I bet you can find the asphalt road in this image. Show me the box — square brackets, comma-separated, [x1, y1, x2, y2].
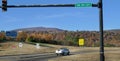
[0, 50, 99, 61]
[0, 48, 119, 61]
[0, 53, 58, 61]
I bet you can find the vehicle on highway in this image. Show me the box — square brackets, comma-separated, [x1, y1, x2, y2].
[55, 48, 70, 56]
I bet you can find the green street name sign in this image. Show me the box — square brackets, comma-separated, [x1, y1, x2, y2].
[75, 3, 92, 7]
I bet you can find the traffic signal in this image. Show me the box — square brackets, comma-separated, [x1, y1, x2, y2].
[2, 0, 7, 11]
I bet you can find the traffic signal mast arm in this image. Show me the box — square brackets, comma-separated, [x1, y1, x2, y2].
[0, 4, 98, 8]
[6, 4, 75, 8]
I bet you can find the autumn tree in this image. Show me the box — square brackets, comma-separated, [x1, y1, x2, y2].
[16, 31, 27, 42]
[0, 31, 6, 42]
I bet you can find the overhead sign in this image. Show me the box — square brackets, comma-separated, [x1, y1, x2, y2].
[6, 31, 17, 38]
[79, 39, 84, 46]
[75, 3, 92, 7]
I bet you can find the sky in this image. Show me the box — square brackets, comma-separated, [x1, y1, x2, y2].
[0, 0, 120, 31]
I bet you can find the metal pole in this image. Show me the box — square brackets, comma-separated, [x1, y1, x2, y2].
[0, 4, 98, 8]
[7, 4, 75, 8]
[98, 0, 105, 61]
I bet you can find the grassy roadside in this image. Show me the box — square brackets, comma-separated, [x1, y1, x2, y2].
[49, 47, 120, 61]
[0, 42, 81, 56]
[0, 42, 55, 56]
[49, 53, 120, 61]
[0, 41, 120, 61]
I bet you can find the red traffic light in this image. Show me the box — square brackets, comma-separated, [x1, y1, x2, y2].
[2, 0, 7, 12]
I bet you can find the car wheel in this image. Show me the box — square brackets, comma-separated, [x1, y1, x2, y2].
[56, 54, 59, 56]
[67, 52, 70, 55]
[62, 52, 65, 56]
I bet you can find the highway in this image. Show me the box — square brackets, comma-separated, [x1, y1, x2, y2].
[0, 49, 117, 61]
[0, 53, 58, 61]
[0, 50, 99, 61]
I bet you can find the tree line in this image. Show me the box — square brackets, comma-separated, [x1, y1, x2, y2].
[0, 30, 120, 47]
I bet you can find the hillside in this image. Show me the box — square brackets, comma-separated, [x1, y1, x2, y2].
[12, 27, 64, 32]
[1, 27, 120, 47]
[107, 29, 120, 33]
[11, 27, 120, 33]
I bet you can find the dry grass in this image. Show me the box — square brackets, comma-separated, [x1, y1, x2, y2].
[0, 42, 56, 56]
[49, 47, 120, 61]
[1, 42, 120, 61]
[0, 42, 81, 56]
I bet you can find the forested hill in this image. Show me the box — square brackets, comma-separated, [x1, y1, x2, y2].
[107, 29, 120, 33]
[1, 27, 120, 47]
[12, 27, 120, 33]
[12, 27, 64, 32]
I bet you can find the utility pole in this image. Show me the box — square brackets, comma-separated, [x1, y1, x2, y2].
[98, 0, 105, 61]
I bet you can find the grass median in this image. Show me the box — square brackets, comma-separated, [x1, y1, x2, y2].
[0, 42, 81, 56]
[49, 47, 120, 61]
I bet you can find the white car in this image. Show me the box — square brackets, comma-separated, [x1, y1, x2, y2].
[55, 48, 70, 56]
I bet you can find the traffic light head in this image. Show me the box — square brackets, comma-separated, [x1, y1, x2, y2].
[2, 0, 7, 12]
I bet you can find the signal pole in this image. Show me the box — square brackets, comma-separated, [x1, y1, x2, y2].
[98, 0, 105, 61]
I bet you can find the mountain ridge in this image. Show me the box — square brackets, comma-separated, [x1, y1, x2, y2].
[10, 27, 120, 33]
[11, 27, 65, 32]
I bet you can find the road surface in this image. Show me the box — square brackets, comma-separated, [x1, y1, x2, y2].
[0, 53, 58, 61]
[0, 50, 99, 61]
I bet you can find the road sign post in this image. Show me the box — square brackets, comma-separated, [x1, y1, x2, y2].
[19, 42, 23, 48]
[36, 43, 40, 49]
[79, 39, 84, 46]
